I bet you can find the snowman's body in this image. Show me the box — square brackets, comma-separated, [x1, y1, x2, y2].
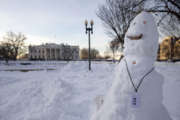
[91, 12, 172, 120]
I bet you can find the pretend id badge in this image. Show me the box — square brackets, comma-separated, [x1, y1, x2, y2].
[131, 92, 141, 108]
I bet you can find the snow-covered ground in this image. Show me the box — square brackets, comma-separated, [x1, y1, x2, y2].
[0, 61, 179, 120]
[155, 62, 180, 120]
[0, 61, 68, 72]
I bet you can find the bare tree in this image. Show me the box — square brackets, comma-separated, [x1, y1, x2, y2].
[0, 42, 14, 64]
[80, 48, 89, 60]
[148, 0, 180, 21]
[146, 0, 180, 38]
[91, 48, 100, 59]
[80, 48, 100, 60]
[157, 15, 180, 37]
[109, 39, 119, 62]
[97, 0, 180, 44]
[3, 31, 27, 60]
[145, 0, 180, 62]
[97, 0, 146, 49]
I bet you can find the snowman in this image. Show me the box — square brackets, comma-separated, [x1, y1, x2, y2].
[90, 12, 172, 120]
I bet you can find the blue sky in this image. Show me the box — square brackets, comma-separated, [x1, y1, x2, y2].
[0, 0, 109, 54]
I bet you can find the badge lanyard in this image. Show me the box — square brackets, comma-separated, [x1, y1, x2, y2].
[124, 59, 154, 93]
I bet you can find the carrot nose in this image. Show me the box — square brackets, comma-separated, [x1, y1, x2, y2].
[132, 61, 136, 64]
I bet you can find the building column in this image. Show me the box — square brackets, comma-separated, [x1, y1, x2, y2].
[55, 48, 57, 60]
[44, 48, 46, 60]
[50, 48, 52, 60]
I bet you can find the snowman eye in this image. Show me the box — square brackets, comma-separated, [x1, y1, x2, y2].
[143, 21, 147, 24]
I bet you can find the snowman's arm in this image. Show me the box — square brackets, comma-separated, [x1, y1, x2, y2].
[126, 33, 143, 40]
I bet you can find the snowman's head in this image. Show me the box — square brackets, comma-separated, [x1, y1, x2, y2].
[124, 12, 159, 61]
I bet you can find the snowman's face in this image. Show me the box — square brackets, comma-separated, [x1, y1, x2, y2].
[126, 20, 147, 41]
[124, 12, 158, 59]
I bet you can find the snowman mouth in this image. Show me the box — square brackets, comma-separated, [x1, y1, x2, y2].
[126, 34, 143, 40]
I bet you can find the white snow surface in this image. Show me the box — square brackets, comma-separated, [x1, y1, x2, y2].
[0, 61, 179, 120]
[0, 61, 114, 120]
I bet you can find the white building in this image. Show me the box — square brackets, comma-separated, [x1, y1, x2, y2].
[28, 43, 79, 60]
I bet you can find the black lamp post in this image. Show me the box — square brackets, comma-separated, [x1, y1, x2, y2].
[85, 20, 94, 71]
